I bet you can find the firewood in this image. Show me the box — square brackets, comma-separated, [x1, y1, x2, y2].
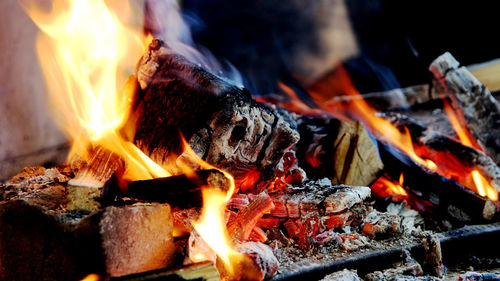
[430, 52, 500, 165]
[380, 113, 500, 222]
[0, 167, 176, 279]
[112, 169, 229, 208]
[295, 113, 383, 187]
[227, 192, 275, 243]
[67, 147, 121, 211]
[134, 39, 299, 183]
[469, 59, 500, 93]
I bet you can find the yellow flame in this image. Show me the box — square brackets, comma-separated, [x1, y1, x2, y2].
[24, 0, 170, 180]
[179, 136, 244, 273]
[443, 100, 498, 201]
[80, 274, 100, 281]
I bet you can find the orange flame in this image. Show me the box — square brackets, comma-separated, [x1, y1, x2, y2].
[179, 136, 245, 274]
[308, 66, 437, 171]
[24, 0, 170, 181]
[442, 100, 498, 201]
[371, 173, 408, 201]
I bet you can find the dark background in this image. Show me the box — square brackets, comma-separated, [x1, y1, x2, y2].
[183, 0, 500, 94]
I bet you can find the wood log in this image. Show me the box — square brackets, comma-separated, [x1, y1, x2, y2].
[108, 169, 229, 208]
[295, 115, 383, 186]
[469, 59, 500, 93]
[430, 52, 500, 165]
[0, 167, 175, 280]
[134, 39, 299, 183]
[378, 113, 500, 223]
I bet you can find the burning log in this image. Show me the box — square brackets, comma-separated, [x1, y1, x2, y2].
[0, 167, 176, 280]
[430, 52, 500, 165]
[134, 39, 299, 183]
[379, 113, 500, 222]
[110, 169, 230, 209]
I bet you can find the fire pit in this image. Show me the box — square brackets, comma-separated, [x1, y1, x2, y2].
[1, 1, 500, 281]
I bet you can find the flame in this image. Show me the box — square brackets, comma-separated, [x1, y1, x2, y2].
[80, 274, 100, 281]
[24, 0, 170, 181]
[443, 100, 498, 201]
[308, 66, 437, 171]
[179, 136, 245, 273]
[371, 173, 408, 201]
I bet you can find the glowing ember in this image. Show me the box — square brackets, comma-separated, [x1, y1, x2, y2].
[24, 0, 169, 181]
[371, 173, 408, 201]
[443, 99, 498, 201]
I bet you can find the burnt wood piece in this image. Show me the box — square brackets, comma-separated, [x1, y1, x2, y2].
[295, 115, 383, 186]
[421, 233, 445, 278]
[430, 52, 500, 164]
[135, 39, 299, 182]
[110, 169, 229, 208]
[227, 192, 275, 243]
[0, 167, 175, 280]
[379, 113, 500, 222]
[269, 223, 500, 281]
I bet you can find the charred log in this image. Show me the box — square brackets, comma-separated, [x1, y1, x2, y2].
[430, 52, 500, 165]
[107, 169, 229, 209]
[134, 39, 299, 183]
[378, 113, 500, 223]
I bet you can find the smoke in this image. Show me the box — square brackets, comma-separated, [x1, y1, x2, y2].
[144, 0, 243, 87]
